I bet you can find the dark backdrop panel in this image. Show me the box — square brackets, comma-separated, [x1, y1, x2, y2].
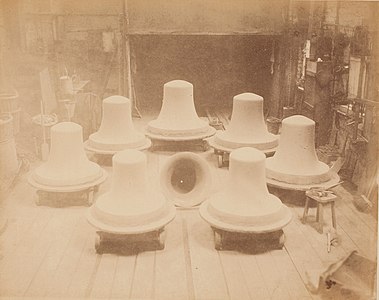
[131, 35, 274, 114]
[127, 0, 285, 34]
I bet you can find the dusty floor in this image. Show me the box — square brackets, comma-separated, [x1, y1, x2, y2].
[0, 145, 377, 299]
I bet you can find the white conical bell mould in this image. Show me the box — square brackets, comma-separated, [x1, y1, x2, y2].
[209, 93, 278, 153]
[87, 150, 176, 234]
[146, 80, 215, 140]
[29, 122, 107, 188]
[200, 147, 292, 233]
[85, 95, 150, 153]
[266, 115, 339, 187]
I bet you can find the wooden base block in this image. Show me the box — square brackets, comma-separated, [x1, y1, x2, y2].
[35, 185, 100, 207]
[94, 228, 166, 254]
[213, 148, 275, 168]
[211, 228, 285, 251]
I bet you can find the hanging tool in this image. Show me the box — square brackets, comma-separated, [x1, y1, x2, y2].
[40, 99, 49, 161]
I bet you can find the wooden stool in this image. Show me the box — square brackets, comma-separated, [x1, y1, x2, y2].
[303, 189, 337, 233]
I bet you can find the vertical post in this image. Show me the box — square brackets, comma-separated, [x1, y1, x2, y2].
[331, 1, 340, 99]
[268, 0, 291, 119]
[122, 0, 141, 117]
[118, 11, 126, 96]
[335, 1, 340, 34]
[281, 0, 293, 112]
[124, 0, 132, 100]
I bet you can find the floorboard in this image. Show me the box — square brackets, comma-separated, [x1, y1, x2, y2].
[219, 250, 252, 300]
[185, 210, 230, 300]
[255, 251, 293, 300]
[0, 203, 42, 262]
[335, 210, 376, 260]
[0, 206, 55, 296]
[238, 253, 271, 300]
[291, 205, 348, 264]
[90, 253, 118, 299]
[334, 185, 377, 233]
[282, 220, 326, 294]
[270, 248, 313, 299]
[129, 250, 156, 299]
[66, 234, 101, 298]
[24, 209, 81, 297]
[44, 215, 93, 298]
[154, 214, 190, 300]
[110, 253, 136, 299]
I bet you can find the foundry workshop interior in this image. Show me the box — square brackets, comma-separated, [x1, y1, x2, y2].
[0, 0, 378, 299]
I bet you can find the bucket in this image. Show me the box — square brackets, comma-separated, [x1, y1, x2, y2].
[32, 113, 58, 140]
[266, 116, 282, 135]
[0, 114, 14, 142]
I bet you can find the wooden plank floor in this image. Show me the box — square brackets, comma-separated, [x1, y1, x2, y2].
[0, 116, 377, 299]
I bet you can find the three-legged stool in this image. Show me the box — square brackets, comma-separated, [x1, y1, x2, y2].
[303, 189, 337, 234]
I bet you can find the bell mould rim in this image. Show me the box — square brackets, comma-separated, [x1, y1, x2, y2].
[86, 204, 176, 234]
[27, 168, 108, 192]
[199, 200, 292, 233]
[83, 138, 152, 155]
[145, 126, 216, 141]
[266, 171, 341, 191]
[207, 135, 277, 155]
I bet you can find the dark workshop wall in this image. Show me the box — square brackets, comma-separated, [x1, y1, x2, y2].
[127, 0, 285, 35]
[130, 35, 275, 113]
[127, 0, 285, 113]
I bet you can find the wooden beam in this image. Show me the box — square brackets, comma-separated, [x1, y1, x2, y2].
[126, 31, 282, 36]
[348, 97, 379, 106]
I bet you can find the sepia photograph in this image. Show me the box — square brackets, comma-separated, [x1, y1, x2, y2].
[0, 0, 378, 299]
